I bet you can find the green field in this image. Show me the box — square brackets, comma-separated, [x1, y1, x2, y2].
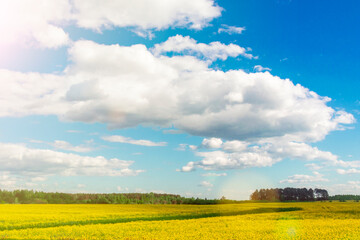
[0, 202, 360, 239]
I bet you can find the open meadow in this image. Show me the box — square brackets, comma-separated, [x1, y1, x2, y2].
[1, 202, 360, 239]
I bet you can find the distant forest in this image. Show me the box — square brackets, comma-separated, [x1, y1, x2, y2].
[1, 189, 358, 204]
[329, 195, 360, 202]
[250, 188, 329, 201]
[0, 189, 239, 204]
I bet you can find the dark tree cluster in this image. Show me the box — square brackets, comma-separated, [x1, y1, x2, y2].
[250, 188, 329, 201]
[0, 189, 241, 205]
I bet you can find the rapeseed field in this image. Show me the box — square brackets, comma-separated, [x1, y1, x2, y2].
[0, 202, 359, 239]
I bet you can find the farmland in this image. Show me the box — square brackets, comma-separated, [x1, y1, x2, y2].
[0, 202, 360, 239]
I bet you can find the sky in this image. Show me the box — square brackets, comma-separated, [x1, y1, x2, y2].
[0, 0, 359, 200]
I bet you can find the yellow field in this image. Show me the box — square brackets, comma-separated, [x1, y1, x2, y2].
[0, 202, 360, 239]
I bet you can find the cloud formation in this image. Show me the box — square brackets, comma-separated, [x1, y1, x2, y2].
[337, 168, 360, 174]
[201, 138, 223, 149]
[72, 0, 222, 31]
[179, 138, 340, 172]
[0, 0, 221, 48]
[253, 65, 271, 72]
[218, 24, 245, 35]
[0, 39, 355, 173]
[0, 0, 71, 48]
[153, 35, 255, 61]
[0, 143, 144, 177]
[280, 171, 328, 183]
[102, 135, 167, 147]
[31, 140, 94, 153]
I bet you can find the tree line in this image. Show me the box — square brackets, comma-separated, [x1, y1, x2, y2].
[329, 195, 360, 202]
[0, 189, 239, 204]
[250, 188, 329, 201]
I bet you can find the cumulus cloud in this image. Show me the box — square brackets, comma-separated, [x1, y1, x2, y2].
[280, 171, 328, 184]
[180, 150, 277, 172]
[0, 0, 221, 48]
[253, 65, 271, 72]
[1, 40, 352, 143]
[153, 35, 255, 61]
[102, 135, 167, 147]
[72, 0, 222, 31]
[260, 140, 339, 162]
[0, 143, 144, 177]
[222, 140, 248, 152]
[201, 138, 223, 149]
[179, 137, 340, 171]
[0, 39, 355, 173]
[218, 24, 245, 34]
[0, 0, 71, 48]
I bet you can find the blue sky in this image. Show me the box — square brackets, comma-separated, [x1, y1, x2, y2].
[0, 0, 359, 200]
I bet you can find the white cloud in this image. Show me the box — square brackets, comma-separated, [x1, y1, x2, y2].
[102, 135, 167, 147]
[253, 65, 271, 72]
[189, 145, 198, 150]
[180, 150, 277, 172]
[218, 24, 245, 34]
[280, 171, 328, 183]
[1, 40, 352, 144]
[201, 172, 227, 177]
[337, 168, 360, 175]
[328, 181, 360, 195]
[0, 142, 144, 177]
[0, 40, 355, 173]
[152, 35, 255, 61]
[0, 0, 71, 48]
[176, 143, 197, 151]
[261, 140, 338, 162]
[333, 110, 355, 125]
[180, 138, 339, 171]
[31, 139, 94, 153]
[201, 138, 223, 149]
[0, 0, 221, 48]
[177, 161, 195, 172]
[222, 140, 248, 152]
[50, 140, 94, 153]
[77, 184, 86, 188]
[305, 163, 323, 171]
[335, 160, 360, 168]
[199, 181, 213, 188]
[72, 0, 222, 31]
